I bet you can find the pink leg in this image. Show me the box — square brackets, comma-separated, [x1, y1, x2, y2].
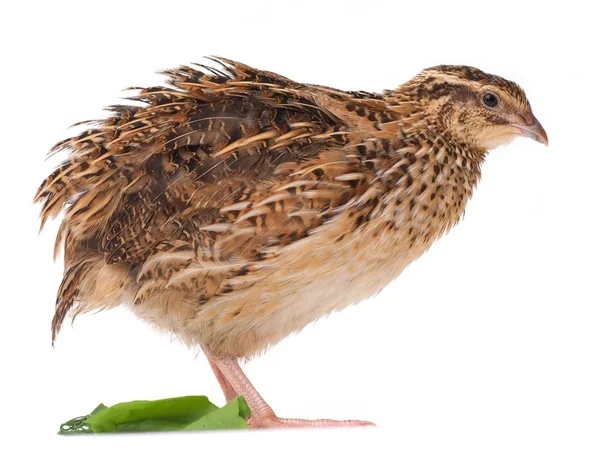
[204, 349, 238, 402]
[205, 351, 375, 429]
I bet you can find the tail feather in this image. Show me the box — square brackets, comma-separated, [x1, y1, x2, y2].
[51, 257, 93, 343]
[51, 255, 134, 343]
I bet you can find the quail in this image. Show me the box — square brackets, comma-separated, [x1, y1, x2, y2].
[36, 58, 547, 428]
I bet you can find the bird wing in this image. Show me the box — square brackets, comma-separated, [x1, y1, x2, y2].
[36, 58, 408, 337]
[36, 58, 391, 270]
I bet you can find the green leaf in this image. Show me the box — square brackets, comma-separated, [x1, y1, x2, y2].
[86, 396, 218, 433]
[58, 395, 250, 434]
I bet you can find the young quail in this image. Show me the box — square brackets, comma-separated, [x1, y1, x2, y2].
[36, 58, 547, 428]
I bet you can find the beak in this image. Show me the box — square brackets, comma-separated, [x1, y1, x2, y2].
[514, 113, 548, 147]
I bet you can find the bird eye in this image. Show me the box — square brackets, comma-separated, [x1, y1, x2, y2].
[482, 92, 499, 108]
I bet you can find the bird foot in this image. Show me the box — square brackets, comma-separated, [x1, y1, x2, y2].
[248, 414, 374, 429]
[203, 349, 375, 430]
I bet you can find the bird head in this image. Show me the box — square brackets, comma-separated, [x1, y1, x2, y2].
[399, 65, 548, 152]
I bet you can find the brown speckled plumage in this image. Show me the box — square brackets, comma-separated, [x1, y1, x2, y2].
[36, 58, 547, 363]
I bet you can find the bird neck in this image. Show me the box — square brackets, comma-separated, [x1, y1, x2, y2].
[385, 85, 488, 155]
[374, 131, 484, 249]
[376, 97, 486, 241]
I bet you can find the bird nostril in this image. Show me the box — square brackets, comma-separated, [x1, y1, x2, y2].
[519, 112, 536, 126]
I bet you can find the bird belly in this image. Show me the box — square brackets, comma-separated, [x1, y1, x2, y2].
[130, 216, 431, 359]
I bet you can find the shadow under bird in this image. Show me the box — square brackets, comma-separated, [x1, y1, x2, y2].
[36, 58, 547, 428]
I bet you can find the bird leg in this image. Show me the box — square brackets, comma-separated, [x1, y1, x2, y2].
[203, 350, 374, 429]
[205, 352, 238, 402]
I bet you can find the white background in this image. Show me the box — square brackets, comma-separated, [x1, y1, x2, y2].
[1, 1, 598, 450]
